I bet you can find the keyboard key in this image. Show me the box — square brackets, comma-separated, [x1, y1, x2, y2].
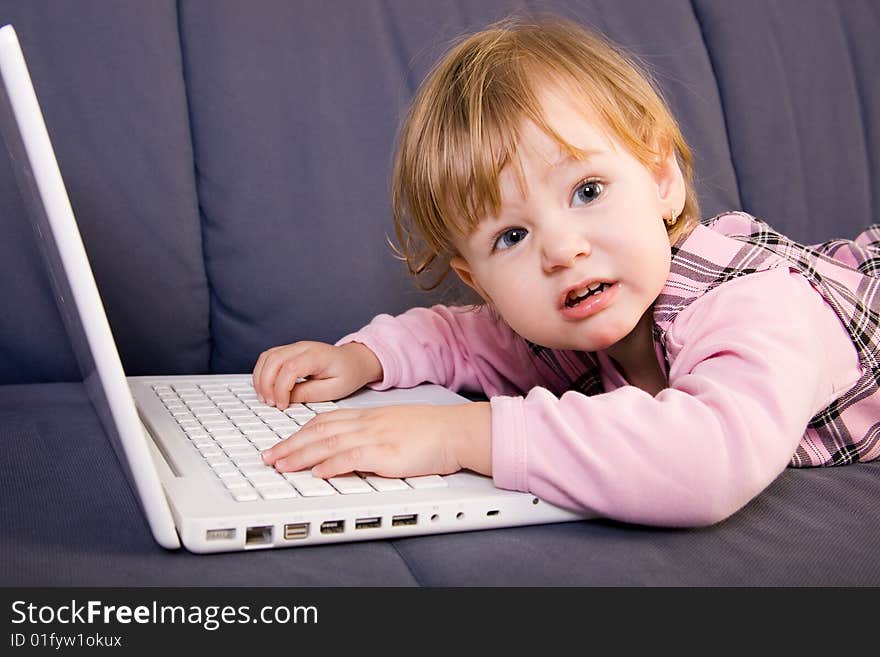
[282, 470, 315, 481]
[214, 433, 250, 447]
[266, 421, 299, 434]
[225, 445, 260, 457]
[291, 476, 337, 497]
[193, 412, 223, 422]
[194, 439, 219, 452]
[192, 438, 217, 450]
[218, 402, 248, 412]
[202, 418, 235, 428]
[197, 444, 222, 457]
[230, 487, 259, 502]
[328, 474, 373, 494]
[207, 429, 241, 439]
[240, 426, 273, 436]
[235, 419, 265, 428]
[305, 402, 340, 413]
[239, 462, 277, 476]
[221, 473, 249, 488]
[221, 445, 254, 456]
[363, 475, 410, 492]
[256, 409, 288, 421]
[212, 463, 239, 477]
[204, 454, 230, 467]
[251, 437, 281, 450]
[244, 431, 278, 442]
[185, 401, 215, 410]
[246, 470, 285, 485]
[287, 407, 314, 416]
[199, 383, 229, 391]
[230, 454, 264, 467]
[244, 435, 279, 447]
[404, 475, 448, 489]
[256, 483, 298, 500]
[207, 394, 237, 404]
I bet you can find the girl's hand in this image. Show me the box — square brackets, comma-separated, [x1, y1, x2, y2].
[252, 341, 383, 410]
[260, 402, 492, 479]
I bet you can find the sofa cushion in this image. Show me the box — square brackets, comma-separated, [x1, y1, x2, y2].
[692, 0, 880, 242]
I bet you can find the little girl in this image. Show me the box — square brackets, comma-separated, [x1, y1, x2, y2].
[255, 16, 880, 527]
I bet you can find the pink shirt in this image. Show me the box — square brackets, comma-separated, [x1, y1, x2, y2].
[337, 252, 861, 527]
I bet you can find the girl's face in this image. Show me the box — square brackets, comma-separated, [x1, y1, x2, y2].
[450, 87, 686, 353]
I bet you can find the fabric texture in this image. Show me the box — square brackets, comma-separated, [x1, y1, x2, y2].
[662, 212, 880, 466]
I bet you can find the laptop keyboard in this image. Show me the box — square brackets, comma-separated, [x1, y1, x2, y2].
[152, 382, 448, 502]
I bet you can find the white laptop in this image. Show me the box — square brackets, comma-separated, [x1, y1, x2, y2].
[0, 24, 589, 552]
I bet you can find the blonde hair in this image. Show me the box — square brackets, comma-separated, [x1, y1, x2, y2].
[391, 15, 700, 290]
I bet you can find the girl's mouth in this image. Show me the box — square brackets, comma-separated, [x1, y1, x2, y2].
[565, 281, 610, 307]
[560, 282, 618, 320]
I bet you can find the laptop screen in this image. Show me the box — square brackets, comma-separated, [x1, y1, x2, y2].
[0, 24, 179, 547]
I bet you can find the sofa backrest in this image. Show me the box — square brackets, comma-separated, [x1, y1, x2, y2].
[1, 0, 877, 384]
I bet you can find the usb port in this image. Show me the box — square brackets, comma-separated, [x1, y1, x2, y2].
[284, 523, 310, 540]
[392, 514, 418, 527]
[320, 519, 345, 534]
[355, 517, 382, 530]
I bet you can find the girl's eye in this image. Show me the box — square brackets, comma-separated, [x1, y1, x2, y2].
[493, 227, 528, 252]
[572, 180, 604, 207]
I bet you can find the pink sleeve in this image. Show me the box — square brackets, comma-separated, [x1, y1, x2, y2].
[335, 304, 545, 397]
[491, 267, 841, 527]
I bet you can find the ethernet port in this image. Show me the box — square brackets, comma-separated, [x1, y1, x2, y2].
[245, 525, 273, 546]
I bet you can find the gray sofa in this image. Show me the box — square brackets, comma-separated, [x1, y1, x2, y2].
[1, 0, 878, 586]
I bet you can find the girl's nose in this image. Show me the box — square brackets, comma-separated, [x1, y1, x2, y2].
[540, 220, 591, 272]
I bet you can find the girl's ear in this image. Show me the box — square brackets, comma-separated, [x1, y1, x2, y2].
[653, 139, 686, 211]
[450, 256, 493, 304]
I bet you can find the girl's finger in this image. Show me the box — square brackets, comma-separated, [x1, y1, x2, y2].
[252, 349, 272, 400]
[272, 359, 306, 410]
[268, 347, 334, 409]
[288, 377, 347, 405]
[261, 410, 362, 463]
[256, 348, 288, 405]
[311, 444, 396, 479]
[258, 344, 307, 406]
[272, 426, 375, 473]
